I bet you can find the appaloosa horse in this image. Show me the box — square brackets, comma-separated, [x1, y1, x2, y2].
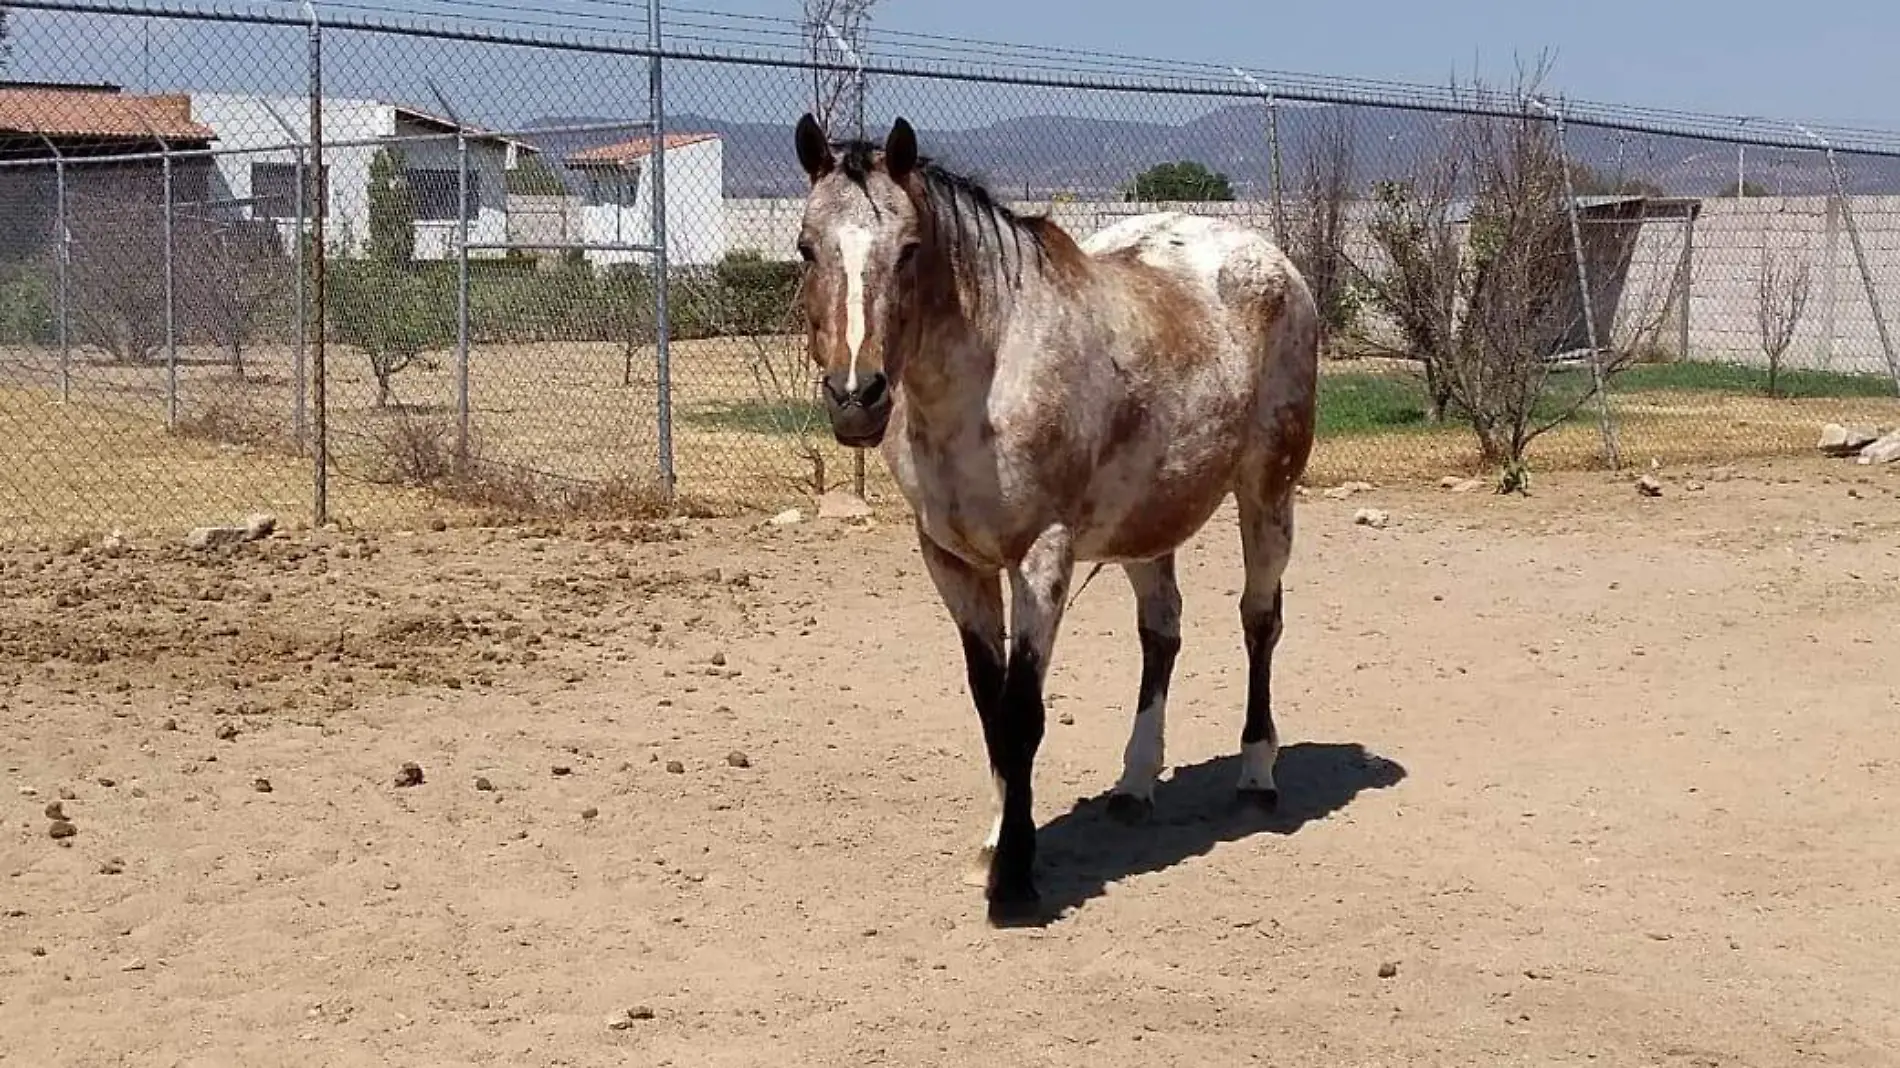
[792, 113, 1320, 925]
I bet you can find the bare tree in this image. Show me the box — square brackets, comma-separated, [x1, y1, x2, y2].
[180, 218, 291, 377]
[1285, 107, 1357, 350]
[1348, 61, 1617, 490]
[66, 188, 166, 365]
[1755, 232, 1813, 398]
[802, 0, 877, 136]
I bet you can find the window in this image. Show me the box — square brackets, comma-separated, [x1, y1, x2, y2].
[250, 161, 328, 220]
[586, 167, 640, 208]
[407, 167, 477, 221]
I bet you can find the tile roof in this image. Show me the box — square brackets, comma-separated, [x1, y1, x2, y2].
[0, 89, 215, 142]
[566, 132, 719, 166]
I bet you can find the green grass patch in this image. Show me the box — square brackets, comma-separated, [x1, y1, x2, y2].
[1617, 361, 1895, 399]
[682, 398, 824, 435]
[680, 360, 1896, 442]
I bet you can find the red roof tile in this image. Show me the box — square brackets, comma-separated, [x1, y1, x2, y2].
[566, 132, 718, 166]
[0, 89, 214, 142]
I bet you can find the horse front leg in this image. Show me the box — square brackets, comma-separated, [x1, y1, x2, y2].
[914, 529, 1007, 891]
[986, 526, 1074, 925]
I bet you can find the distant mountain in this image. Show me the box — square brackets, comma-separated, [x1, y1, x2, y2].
[516, 105, 1900, 199]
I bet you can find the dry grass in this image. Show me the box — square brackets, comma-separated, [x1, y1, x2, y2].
[4, 334, 1897, 540]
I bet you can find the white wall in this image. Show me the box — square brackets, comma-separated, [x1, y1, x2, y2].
[189, 93, 518, 262]
[576, 137, 726, 268]
[724, 193, 1900, 378]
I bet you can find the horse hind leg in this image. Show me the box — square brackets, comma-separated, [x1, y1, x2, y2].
[1236, 490, 1295, 809]
[1107, 554, 1182, 823]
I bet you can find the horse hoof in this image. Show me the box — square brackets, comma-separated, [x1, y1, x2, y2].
[1105, 792, 1153, 825]
[985, 888, 1044, 928]
[1238, 786, 1280, 812]
[961, 847, 994, 888]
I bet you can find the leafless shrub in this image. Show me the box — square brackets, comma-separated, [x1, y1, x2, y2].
[1285, 107, 1359, 350]
[172, 394, 286, 451]
[65, 189, 166, 365]
[179, 218, 292, 377]
[1347, 61, 1618, 489]
[1755, 231, 1813, 398]
[364, 408, 460, 487]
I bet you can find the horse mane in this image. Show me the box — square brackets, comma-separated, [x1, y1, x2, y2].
[830, 138, 1054, 301]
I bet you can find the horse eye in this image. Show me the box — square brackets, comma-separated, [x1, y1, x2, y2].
[895, 242, 920, 267]
[797, 241, 816, 263]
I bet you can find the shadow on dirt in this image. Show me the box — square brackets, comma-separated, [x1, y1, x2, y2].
[1033, 741, 1407, 923]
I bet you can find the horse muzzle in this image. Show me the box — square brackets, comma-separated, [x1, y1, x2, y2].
[822, 369, 893, 448]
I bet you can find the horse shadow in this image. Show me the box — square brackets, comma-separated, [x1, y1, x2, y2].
[1030, 741, 1407, 923]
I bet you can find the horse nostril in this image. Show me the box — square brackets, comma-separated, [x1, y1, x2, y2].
[821, 371, 852, 405]
[856, 372, 889, 408]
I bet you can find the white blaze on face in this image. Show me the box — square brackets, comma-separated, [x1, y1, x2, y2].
[836, 223, 873, 392]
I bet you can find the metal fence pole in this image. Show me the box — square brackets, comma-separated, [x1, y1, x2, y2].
[47, 145, 71, 404]
[649, 0, 675, 496]
[1820, 192, 1841, 369]
[306, 0, 328, 526]
[161, 134, 178, 430]
[1532, 96, 1621, 471]
[1800, 129, 1900, 392]
[260, 100, 309, 453]
[428, 80, 473, 465]
[294, 143, 309, 452]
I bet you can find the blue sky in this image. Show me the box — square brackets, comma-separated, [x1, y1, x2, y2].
[700, 0, 1897, 131]
[6, 0, 1895, 137]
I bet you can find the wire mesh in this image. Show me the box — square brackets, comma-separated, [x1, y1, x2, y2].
[1, 0, 1898, 541]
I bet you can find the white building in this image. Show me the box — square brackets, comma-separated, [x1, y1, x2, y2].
[188, 92, 537, 260]
[565, 132, 726, 269]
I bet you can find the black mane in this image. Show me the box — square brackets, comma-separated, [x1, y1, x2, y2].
[829, 137, 1048, 289]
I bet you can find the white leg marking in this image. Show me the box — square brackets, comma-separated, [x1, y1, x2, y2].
[837, 223, 872, 392]
[965, 774, 1005, 887]
[1113, 704, 1165, 801]
[1237, 739, 1278, 794]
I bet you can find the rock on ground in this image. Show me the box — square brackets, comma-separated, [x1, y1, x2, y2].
[1859, 431, 1900, 465]
[1820, 423, 1882, 457]
[1637, 475, 1665, 497]
[817, 490, 874, 520]
[1353, 508, 1390, 529]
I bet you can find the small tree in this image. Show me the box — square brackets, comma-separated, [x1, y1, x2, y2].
[1125, 160, 1235, 202]
[66, 188, 166, 365]
[1349, 63, 1616, 489]
[1285, 108, 1360, 347]
[365, 146, 416, 266]
[1755, 239, 1813, 397]
[182, 219, 290, 376]
[333, 146, 449, 407]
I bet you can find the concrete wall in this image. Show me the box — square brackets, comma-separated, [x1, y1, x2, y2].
[574, 137, 726, 268]
[722, 194, 1900, 378]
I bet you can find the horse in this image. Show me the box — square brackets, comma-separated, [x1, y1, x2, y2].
[791, 113, 1321, 925]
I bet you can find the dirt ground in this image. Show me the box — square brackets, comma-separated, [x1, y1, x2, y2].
[3, 455, 1899, 1067]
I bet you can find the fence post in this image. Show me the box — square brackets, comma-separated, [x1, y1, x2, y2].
[306, 0, 328, 526]
[428, 80, 473, 466]
[260, 100, 309, 453]
[1820, 191, 1841, 370]
[39, 137, 71, 404]
[649, 0, 675, 496]
[1798, 127, 1900, 392]
[1530, 95, 1621, 471]
[1677, 210, 1696, 362]
[161, 133, 178, 430]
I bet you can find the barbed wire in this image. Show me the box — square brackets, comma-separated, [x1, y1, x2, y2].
[9, 0, 1900, 158]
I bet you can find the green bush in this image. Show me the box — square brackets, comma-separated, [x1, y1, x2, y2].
[0, 263, 55, 346]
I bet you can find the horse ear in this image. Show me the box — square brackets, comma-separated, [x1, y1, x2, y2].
[884, 117, 918, 180]
[795, 112, 834, 180]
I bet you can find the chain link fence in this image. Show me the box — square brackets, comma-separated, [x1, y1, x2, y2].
[2, 0, 1898, 540]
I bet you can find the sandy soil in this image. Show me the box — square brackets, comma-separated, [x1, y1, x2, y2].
[3, 455, 1900, 1067]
